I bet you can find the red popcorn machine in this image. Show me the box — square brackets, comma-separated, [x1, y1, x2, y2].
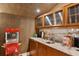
[3, 28, 20, 56]
[5, 28, 19, 44]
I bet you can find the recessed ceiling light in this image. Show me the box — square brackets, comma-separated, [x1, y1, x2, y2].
[36, 9, 40, 13]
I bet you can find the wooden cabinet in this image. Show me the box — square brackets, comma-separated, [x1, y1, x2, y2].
[35, 17, 44, 32]
[29, 39, 38, 56]
[65, 4, 79, 25]
[37, 10, 63, 28]
[29, 39, 47, 56]
[44, 10, 63, 27]
[35, 17, 43, 28]
[29, 39, 69, 56]
[37, 42, 47, 56]
[35, 9, 64, 28]
[46, 47, 69, 56]
[54, 10, 63, 25]
[44, 14, 54, 26]
[35, 4, 79, 29]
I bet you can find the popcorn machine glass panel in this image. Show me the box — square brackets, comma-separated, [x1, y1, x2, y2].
[7, 32, 17, 40]
[5, 28, 19, 44]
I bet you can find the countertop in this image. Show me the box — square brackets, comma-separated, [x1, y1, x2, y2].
[30, 37, 79, 56]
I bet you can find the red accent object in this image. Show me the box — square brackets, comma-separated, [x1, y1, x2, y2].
[5, 28, 19, 32]
[5, 43, 19, 56]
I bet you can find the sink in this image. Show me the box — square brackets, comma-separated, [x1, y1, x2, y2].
[46, 41, 55, 44]
[43, 40, 55, 44]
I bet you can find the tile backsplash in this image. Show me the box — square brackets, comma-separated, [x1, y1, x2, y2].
[40, 28, 79, 43]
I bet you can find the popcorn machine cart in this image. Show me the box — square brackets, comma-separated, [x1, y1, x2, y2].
[3, 28, 20, 56]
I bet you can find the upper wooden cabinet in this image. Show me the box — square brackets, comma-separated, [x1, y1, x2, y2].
[44, 13, 54, 26]
[35, 17, 42, 27]
[65, 4, 79, 25]
[44, 10, 63, 27]
[35, 4, 79, 28]
[54, 10, 63, 25]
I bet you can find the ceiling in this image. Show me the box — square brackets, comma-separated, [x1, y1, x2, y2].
[0, 3, 57, 19]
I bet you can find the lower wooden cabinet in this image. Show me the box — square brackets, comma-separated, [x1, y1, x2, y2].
[29, 39, 38, 56]
[46, 47, 69, 56]
[37, 42, 47, 56]
[29, 39, 69, 56]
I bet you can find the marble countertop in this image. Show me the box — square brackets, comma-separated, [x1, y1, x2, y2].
[30, 37, 79, 56]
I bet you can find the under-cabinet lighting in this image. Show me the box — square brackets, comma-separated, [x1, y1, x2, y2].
[76, 29, 79, 31]
[71, 29, 74, 32]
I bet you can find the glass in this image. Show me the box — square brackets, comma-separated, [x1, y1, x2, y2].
[69, 6, 76, 15]
[77, 15, 79, 23]
[76, 4, 79, 23]
[55, 11, 63, 24]
[68, 6, 76, 24]
[45, 14, 54, 25]
[76, 4, 79, 14]
[7, 32, 17, 40]
[45, 16, 50, 25]
[36, 18, 42, 26]
[70, 15, 76, 23]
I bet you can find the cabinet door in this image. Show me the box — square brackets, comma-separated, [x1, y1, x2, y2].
[29, 39, 38, 56]
[35, 17, 42, 27]
[76, 4, 79, 23]
[66, 4, 79, 25]
[44, 14, 54, 26]
[37, 42, 47, 56]
[54, 10, 63, 25]
[46, 47, 69, 56]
